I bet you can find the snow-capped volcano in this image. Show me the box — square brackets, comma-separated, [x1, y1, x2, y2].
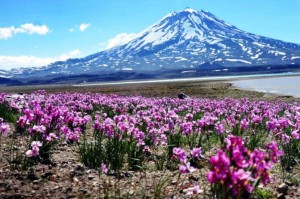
[5, 8, 300, 78]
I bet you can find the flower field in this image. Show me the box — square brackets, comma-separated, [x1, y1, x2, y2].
[0, 90, 299, 198]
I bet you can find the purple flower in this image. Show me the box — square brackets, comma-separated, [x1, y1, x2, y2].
[179, 162, 196, 174]
[252, 114, 262, 123]
[266, 141, 284, 164]
[180, 122, 193, 135]
[291, 130, 300, 140]
[0, 123, 10, 136]
[190, 148, 203, 159]
[240, 118, 249, 131]
[173, 147, 187, 163]
[32, 125, 46, 133]
[215, 122, 225, 134]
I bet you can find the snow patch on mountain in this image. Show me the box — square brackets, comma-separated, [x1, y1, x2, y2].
[226, 59, 252, 64]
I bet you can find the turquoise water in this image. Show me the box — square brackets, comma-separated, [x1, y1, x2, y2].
[231, 75, 300, 97]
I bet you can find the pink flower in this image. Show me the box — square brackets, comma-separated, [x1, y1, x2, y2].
[25, 150, 34, 157]
[0, 123, 10, 135]
[26, 141, 42, 158]
[291, 130, 300, 140]
[184, 185, 203, 196]
[101, 163, 108, 174]
[31, 141, 42, 148]
[32, 125, 46, 133]
[190, 148, 203, 159]
[179, 162, 196, 174]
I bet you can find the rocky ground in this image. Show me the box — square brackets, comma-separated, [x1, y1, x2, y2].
[1, 138, 299, 199]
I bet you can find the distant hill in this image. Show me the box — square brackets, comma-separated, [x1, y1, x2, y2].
[0, 77, 23, 86]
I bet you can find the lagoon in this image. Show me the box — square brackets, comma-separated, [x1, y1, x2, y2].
[231, 75, 300, 97]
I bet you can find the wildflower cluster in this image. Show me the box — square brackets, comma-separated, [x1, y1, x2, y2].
[172, 147, 204, 174]
[207, 135, 284, 198]
[0, 118, 10, 136]
[0, 91, 299, 198]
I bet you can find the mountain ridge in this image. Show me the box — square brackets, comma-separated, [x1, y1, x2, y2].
[3, 8, 300, 79]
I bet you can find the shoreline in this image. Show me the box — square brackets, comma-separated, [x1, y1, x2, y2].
[72, 71, 300, 87]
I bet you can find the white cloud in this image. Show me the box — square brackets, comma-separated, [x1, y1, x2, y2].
[19, 23, 50, 35]
[0, 49, 81, 70]
[0, 26, 15, 39]
[68, 49, 81, 56]
[0, 56, 55, 70]
[79, 23, 90, 32]
[58, 49, 81, 60]
[69, 28, 74, 32]
[105, 33, 137, 49]
[0, 23, 50, 39]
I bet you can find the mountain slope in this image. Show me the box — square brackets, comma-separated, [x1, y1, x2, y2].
[5, 8, 300, 78]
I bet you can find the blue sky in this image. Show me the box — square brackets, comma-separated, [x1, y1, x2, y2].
[0, 0, 299, 69]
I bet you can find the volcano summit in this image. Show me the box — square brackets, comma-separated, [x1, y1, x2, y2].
[2, 8, 300, 80]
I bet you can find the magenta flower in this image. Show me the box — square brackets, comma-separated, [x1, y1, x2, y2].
[229, 168, 254, 195]
[232, 148, 249, 168]
[225, 135, 244, 152]
[250, 149, 271, 176]
[266, 141, 284, 164]
[208, 135, 281, 197]
[31, 141, 42, 148]
[207, 150, 230, 183]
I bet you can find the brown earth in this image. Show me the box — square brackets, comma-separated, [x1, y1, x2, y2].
[0, 80, 298, 101]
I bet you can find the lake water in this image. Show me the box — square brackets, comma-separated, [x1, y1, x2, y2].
[74, 72, 300, 87]
[231, 75, 300, 97]
[73, 72, 300, 98]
